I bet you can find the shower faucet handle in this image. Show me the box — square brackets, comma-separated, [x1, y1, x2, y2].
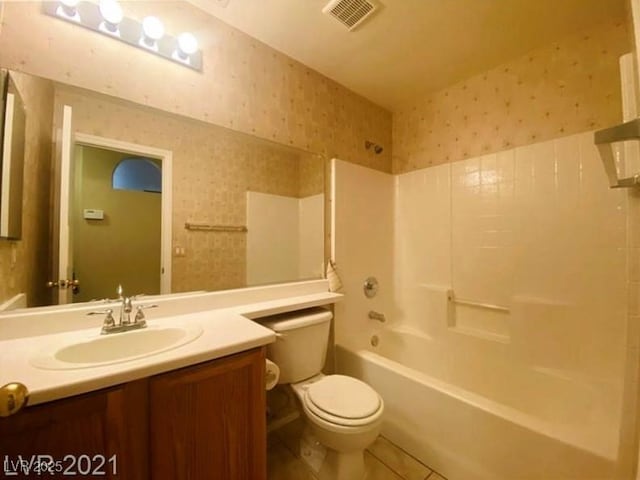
[363, 277, 379, 298]
[368, 311, 386, 322]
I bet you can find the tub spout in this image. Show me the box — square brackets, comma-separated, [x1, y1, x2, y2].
[368, 311, 386, 322]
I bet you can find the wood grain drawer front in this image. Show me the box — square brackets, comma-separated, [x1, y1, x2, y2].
[149, 347, 267, 480]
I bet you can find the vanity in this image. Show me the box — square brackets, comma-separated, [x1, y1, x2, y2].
[0, 280, 342, 479]
[1, 349, 265, 479]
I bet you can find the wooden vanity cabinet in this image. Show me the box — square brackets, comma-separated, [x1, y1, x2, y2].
[150, 347, 267, 480]
[0, 379, 148, 479]
[0, 347, 266, 480]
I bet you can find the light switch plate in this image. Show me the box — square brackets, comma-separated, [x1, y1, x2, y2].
[83, 209, 104, 220]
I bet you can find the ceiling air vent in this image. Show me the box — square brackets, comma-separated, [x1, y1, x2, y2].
[322, 0, 380, 31]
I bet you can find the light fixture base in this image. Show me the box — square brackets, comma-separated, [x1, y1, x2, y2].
[43, 1, 203, 72]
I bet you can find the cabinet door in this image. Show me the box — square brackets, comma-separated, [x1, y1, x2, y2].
[0, 379, 148, 479]
[149, 347, 266, 480]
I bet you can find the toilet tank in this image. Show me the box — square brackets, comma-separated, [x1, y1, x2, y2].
[260, 308, 332, 384]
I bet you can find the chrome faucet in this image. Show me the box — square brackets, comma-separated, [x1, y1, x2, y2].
[121, 295, 133, 325]
[88, 285, 157, 334]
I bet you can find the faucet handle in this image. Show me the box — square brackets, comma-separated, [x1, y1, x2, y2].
[89, 297, 119, 304]
[87, 308, 114, 317]
[87, 309, 115, 333]
[134, 304, 158, 325]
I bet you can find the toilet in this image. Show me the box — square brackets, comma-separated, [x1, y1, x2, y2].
[262, 308, 384, 480]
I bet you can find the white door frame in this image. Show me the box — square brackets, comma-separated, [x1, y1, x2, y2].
[73, 132, 173, 294]
[55, 105, 74, 305]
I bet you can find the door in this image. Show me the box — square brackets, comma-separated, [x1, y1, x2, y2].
[51, 124, 172, 304]
[73, 148, 162, 302]
[0, 380, 148, 479]
[149, 348, 267, 480]
[50, 104, 75, 305]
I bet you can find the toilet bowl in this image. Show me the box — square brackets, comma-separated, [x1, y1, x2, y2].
[291, 374, 384, 480]
[261, 308, 384, 480]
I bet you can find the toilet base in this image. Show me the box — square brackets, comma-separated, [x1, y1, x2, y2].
[318, 448, 366, 480]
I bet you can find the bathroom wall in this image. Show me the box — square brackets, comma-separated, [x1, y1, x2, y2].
[623, 3, 640, 477]
[298, 193, 324, 279]
[53, 85, 323, 293]
[246, 192, 299, 286]
[298, 156, 325, 198]
[0, 1, 392, 173]
[0, 72, 53, 307]
[393, 19, 629, 173]
[246, 191, 324, 285]
[332, 159, 394, 352]
[623, 186, 640, 480]
[72, 146, 161, 302]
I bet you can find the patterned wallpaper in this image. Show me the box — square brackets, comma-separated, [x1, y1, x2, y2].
[0, 1, 392, 173]
[392, 20, 630, 174]
[54, 85, 324, 294]
[299, 154, 325, 198]
[0, 72, 53, 307]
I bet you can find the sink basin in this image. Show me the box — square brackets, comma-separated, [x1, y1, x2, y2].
[30, 324, 203, 370]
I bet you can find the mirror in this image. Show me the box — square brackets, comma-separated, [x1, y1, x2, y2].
[0, 70, 26, 240]
[3, 69, 326, 308]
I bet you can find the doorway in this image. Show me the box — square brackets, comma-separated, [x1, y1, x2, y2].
[72, 145, 161, 301]
[66, 134, 172, 302]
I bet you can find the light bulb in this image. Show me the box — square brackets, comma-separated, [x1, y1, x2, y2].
[142, 16, 164, 41]
[177, 32, 198, 56]
[56, 0, 80, 21]
[100, 0, 123, 26]
[99, 0, 123, 35]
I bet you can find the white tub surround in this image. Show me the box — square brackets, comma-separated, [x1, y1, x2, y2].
[331, 128, 635, 480]
[0, 279, 342, 405]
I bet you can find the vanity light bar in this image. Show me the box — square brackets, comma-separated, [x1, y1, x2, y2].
[42, 1, 203, 72]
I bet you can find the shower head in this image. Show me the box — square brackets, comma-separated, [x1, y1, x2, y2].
[365, 140, 383, 155]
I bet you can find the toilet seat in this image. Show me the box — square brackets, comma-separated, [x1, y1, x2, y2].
[303, 375, 383, 427]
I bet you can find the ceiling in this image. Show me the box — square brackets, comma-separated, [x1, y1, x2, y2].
[186, 0, 627, 111]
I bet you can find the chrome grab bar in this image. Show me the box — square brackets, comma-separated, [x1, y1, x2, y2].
[447, 292, 509, 313]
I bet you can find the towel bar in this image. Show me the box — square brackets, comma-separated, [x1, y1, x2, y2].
[184, 222, 247, 232]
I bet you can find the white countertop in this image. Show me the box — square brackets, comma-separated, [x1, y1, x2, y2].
[0, 285, 343, 406]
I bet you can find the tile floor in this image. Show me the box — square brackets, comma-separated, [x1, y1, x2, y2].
[268, 418, 447, 480]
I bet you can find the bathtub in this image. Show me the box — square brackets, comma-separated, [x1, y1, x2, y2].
[335, 326, 624, 480]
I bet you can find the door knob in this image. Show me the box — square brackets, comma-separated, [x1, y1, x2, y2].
[46, 279, 80, 289]
[0, 383, 29, 417]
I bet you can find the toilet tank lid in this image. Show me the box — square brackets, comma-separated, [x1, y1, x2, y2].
[259, 307, 333, 332]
